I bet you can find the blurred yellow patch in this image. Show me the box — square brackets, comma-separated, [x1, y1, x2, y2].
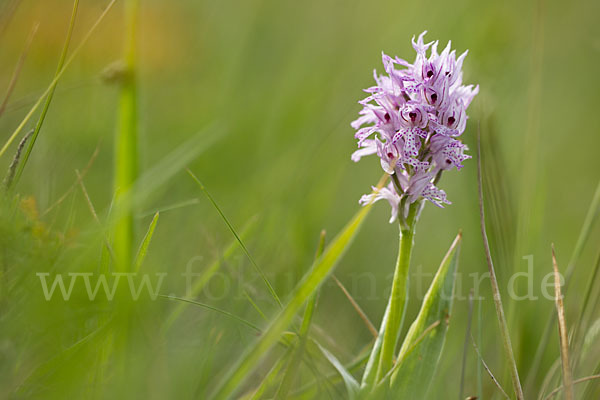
[2, 2, 188, 77]
[19, 196, 48, 239]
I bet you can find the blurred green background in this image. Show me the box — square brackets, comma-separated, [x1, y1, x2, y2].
[1, 0, 600, 398]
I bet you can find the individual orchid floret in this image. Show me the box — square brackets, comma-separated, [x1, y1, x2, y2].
[359, 183, 401, 223]
[352, 31, 478, 220]
[430, 135, 471, 171]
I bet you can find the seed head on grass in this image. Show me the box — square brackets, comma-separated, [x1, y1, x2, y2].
[352, 31, 478, 220]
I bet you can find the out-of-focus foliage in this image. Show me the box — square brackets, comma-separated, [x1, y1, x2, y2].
[1, 0, 599, 398]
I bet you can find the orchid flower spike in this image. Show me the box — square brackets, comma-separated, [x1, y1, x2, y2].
[352, 31, 478, 222]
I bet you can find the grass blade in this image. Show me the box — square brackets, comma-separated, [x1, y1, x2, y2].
[365, 319, 442, 400]
[460, 290, 475, 400]
[333, 275, 378, 338]
[476, 297, 483, 398]
[276, 230, 326, 398]
[76, 169, 117, 263]
[471, 335, 511, 400]
[164, 216, 258, 330]
[209, 178, 383, 400]
[292, 345, 371, 398]
[527, 179, 600, 390]
[551, 245, 574, 400]
[41, 144, 100, 216]
[138, 198, 200, 218]
[131, 125, 223, 204]
[564, 180, 600, 285]
[159, 295, 261, 333]
[388, 232, 461, 397]
[16, 320, 112, 395]
[302, 230, 326, 335]
[103, 125, 223, 251]
[315, 342, 360, 399]
[242, 290, 269, 323]
[246, 350, 292, 400]
[360, 303, 389, 389]
[10, 0, 78, 189]
[134, 212, 159, 271]
[187, 169, 282, 308]
[478, 131, 524, 400]
[572, 251, 600, 361]
[0, 0, 22, 39]
[289, 336, 359, 398]
[544, 375, 600, 400]
[0, 0, 115, 160]
[0, 22, 38, 118]
[539, 358, 562, 400]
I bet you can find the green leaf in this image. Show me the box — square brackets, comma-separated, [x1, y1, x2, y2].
[16, 321, 112, 396]
[313, 341, 359, 399]
[210, 192, 377, 400]
[134, 212, 159, 271]
[246, 349, 292, 400]
[292, 343, 371, 399]
[276, 231, 326, 398]
[359, 302, 389, 389]
[387, 232, 461, 397]
[11, 0, 78, 188]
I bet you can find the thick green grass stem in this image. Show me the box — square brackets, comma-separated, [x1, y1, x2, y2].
[114, 0, 140, 271]
[110, 1, 139, 392]
[375, 200, 419, 382]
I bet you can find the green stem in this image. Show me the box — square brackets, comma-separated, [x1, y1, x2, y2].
[114, 0, 139, 271]
[111, 2, 139, 391]
[375, 200, 419, 382]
